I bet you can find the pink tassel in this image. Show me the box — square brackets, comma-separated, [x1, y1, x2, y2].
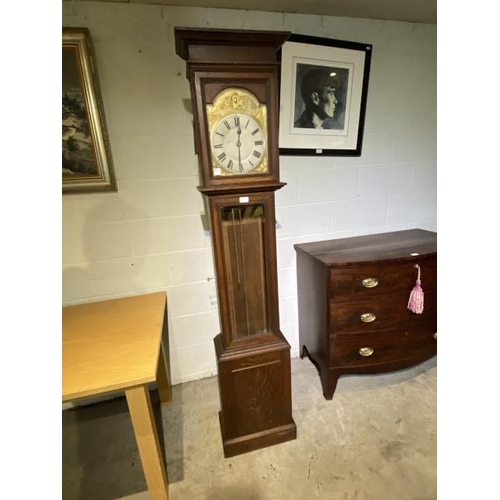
[408, 264, 424, 314]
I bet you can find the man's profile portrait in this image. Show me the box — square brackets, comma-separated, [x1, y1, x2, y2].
[293, 64, 349, 130]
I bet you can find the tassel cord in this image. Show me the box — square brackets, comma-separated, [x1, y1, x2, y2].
[408, 263, 424, 314]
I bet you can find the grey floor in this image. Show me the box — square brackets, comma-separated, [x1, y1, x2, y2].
[62, 356, 437, 500]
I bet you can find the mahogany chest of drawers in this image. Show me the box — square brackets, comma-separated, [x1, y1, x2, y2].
[294, 229, 437, 399]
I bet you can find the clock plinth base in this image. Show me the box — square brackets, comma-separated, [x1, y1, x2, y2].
[218, 411, 297, 458]
[214, 333, 297, 458]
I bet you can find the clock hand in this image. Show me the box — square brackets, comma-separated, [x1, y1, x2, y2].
[236, 124, 242, 147]
[237, 125, 243, 172]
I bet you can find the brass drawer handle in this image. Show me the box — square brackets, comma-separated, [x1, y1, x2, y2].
[359, 347, 374, 357]
[433, 332, 437, 340]
[362, 278, 379, 288]
[360, 312, 376, 323]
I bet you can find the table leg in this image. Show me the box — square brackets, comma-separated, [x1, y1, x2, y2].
[157, 341, 172, 405]
[126, 385, 169, 500]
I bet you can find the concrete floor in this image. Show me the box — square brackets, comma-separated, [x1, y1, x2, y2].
[62, 356, 437, 500]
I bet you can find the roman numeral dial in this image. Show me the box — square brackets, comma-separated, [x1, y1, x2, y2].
[210, 113, 266, 175]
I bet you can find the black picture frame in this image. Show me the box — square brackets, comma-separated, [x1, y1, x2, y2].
[278, 33, 372, 157]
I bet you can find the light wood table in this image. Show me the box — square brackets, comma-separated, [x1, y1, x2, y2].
[62, 291, 172, 500]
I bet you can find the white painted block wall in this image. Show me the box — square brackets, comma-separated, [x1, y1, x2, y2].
[62, 3, 437, 386]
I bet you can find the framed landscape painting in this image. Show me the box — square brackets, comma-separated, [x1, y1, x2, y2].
[62, 28, 117, 194]
[278, 33, 372, 157]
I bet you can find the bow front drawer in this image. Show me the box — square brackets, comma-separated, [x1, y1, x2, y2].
[330, 321, 437, 367]
[329, 256, 437, 301]
[329, 288, 437, 335]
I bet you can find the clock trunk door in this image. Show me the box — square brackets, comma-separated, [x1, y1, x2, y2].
[221, 205, 269, 339]
[210, 193, 280, 347]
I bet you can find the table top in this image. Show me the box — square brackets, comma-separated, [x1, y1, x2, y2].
[62, 292, 167, 402]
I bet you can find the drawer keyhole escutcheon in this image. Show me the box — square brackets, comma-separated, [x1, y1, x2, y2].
[362, 278, 378, 288]
[433, 332, 437, 340]
[360, 312, 376, 323]
[359, 347, 374, 357]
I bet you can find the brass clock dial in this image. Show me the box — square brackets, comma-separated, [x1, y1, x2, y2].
[207, 88, 268, 176]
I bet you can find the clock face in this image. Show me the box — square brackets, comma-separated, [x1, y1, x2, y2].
[211, 113, 266, 175]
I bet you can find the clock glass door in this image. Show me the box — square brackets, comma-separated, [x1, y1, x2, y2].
[220, 204, 269, 339]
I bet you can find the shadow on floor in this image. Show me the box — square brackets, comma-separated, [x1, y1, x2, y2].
[62, 385, 185, 500]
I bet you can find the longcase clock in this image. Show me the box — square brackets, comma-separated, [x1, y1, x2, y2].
[174, 28, 296, 458]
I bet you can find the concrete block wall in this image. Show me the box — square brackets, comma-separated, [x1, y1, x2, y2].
[62, 2, 437, 386]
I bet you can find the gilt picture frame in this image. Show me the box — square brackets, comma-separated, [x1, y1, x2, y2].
[278, 33, 372, 156]
[62, 27, 117, 194]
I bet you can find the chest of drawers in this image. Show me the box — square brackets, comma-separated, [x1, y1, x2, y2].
[294, 229, 437, 399]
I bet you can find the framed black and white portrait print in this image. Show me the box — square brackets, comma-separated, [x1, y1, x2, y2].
[279, 34, 372, 157]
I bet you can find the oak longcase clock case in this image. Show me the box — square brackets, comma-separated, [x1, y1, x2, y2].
[175, 27, 296, 458]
